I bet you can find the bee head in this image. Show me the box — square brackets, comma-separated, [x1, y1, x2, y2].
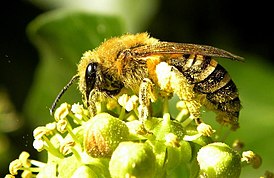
[49, 57, 100, 116]
[82, 61, 124, 105]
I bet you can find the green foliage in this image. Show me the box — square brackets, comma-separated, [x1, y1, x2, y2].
[24, 10, 126, 126]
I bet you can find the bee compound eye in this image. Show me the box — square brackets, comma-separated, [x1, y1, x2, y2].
[85, 63, 98, 99]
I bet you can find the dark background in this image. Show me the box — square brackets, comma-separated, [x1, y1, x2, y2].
[149, 0, 274, 60]
[1, 1, 41, 111]
[0, 2, 42, 177]
[1, 0, 273, 176]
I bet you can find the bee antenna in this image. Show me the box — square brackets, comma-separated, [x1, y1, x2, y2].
[49, 75, 79, 115]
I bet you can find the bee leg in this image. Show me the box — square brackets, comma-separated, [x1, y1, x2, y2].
[138, 78, 156, 122]
[156, 62, 202, 125]
[87, 90, 101, 117]
[88, 100, 97, 117]
[171, 67, 202, 119]
[184, 99, 202, 122]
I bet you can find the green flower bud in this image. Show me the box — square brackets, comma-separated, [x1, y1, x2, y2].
[84, 113, 129, 158]
[109, 142, 156, 178]
[197, 142, 241, 178]
[71, 165, 97, 178]
[58, 155, 79, 177]
[152, 115, 185, 141]
[165, 138, 192, 172]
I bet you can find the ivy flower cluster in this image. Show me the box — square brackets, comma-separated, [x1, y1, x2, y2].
[6, 94, 264, 178]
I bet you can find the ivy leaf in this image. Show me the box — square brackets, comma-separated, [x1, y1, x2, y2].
[25, 9, 125, 126]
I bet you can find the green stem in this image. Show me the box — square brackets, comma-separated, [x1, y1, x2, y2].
[71, 147, 82, 162]
[119, 107, 126, 120]
[175, 109, 189, 122]
[69, 113, 83, 125]
[66, 125, 81, 146]
[43, 136, 64, 159]
[181, 117, 194, 127]
[163, 97, 169, 115]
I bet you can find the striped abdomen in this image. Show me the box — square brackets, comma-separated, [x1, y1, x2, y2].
[169, 54, 241, 129]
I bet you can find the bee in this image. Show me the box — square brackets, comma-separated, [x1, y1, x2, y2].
[50, 32, 243, 130]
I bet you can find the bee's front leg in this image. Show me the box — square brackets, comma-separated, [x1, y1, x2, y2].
[87, 90, 101, 117]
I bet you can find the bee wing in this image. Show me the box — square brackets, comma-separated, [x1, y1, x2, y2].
[132, 42, 244, 61]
